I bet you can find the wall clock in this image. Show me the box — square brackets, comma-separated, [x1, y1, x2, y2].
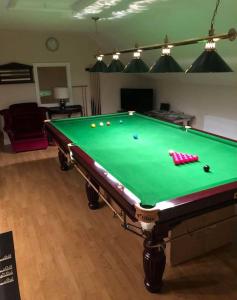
[45, 37, 59, 52]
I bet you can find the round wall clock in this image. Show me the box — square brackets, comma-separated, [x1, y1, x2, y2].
[45, 37, 59, 52]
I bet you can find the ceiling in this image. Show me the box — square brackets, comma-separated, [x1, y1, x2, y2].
[0, 0, 236, 55]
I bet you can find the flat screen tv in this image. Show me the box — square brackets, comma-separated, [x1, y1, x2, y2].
[120, 88, 153, 113]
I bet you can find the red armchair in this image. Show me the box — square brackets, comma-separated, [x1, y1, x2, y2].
[0, 102, 48, 152]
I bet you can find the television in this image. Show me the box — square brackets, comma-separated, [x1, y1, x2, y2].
[120, 88, 153, 113]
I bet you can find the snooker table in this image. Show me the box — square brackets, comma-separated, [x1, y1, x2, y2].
[45, 112, 237, 293]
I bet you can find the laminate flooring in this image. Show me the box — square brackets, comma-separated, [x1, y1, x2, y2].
[0, 145, 237, 300]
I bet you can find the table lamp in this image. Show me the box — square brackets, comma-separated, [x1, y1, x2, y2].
[54, 87, 69, 109]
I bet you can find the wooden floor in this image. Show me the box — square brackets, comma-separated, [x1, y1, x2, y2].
[0, 145, 237, 300]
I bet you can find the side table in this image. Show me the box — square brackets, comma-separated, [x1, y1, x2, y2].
[47, 105, 83, 119]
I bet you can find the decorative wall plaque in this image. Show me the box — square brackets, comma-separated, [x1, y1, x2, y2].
[0, 62, 34, 84]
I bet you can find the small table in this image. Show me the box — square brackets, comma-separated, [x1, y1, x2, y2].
[47, 105, 83, 119]
[146, 110, 195, 126]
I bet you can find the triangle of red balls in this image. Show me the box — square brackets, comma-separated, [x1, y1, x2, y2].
[169, 151, 199, 165]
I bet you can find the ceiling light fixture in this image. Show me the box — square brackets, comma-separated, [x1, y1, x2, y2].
[90, 17, 108, 73]
[123, 45, 149, 73]
[149, 35, 184, 73]
[89, 0, 236, 73]
[186, 0, 232, 73]
[107, 52, 125, 72]
[90, 54, 108, 72]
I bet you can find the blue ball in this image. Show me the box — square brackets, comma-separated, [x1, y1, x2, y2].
[133, 134, 138, 139]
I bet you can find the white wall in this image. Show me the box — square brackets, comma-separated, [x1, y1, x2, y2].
[0, 29, 97, 110]
[99, 71, 237, 139]
[151, 73, 237, 137]
[100, 73, 157, 114]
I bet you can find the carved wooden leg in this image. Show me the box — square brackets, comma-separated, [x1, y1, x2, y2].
[143, 224, 166, 293]
[58, 150, 70, 171]
[85, 177, 100, 209]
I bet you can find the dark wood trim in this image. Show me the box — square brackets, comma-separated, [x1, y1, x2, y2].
[143, 223, 167, 293]
[45, 122, 72, 152]
[85, 177, 100, 209]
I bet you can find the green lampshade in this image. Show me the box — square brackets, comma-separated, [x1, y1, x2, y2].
[186, 50, 232, 73]
[90, 60, 108, 72]
[108, 59, 125, 72]
[123, 58, 149, 73]
[150, 55, 183, 73]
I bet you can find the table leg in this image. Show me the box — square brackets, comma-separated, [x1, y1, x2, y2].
[143, 224, 166, 293]
[58, 150, 70, 171]
[85, 177, 100, 209]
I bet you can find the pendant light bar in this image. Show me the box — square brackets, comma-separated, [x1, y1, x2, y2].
[89, 1, 236, 73]
[100, 28, 236, 57]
